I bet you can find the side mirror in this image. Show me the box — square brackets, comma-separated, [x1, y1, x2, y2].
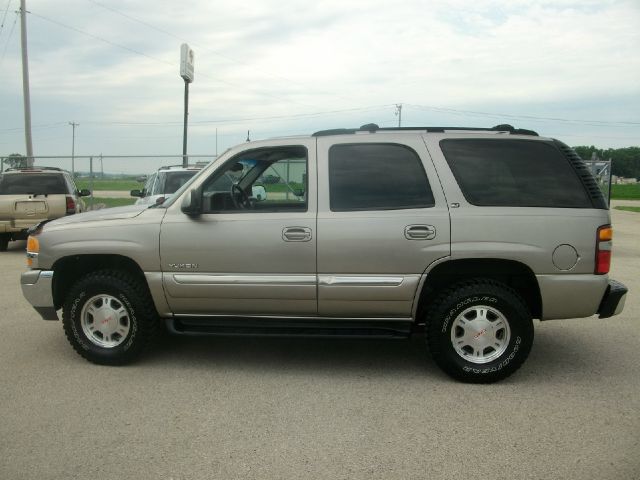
[181, 188, 202, 216]
[130, 189, 143, 198]
[78, 189, 91, 197]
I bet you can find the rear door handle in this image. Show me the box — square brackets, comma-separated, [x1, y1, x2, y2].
[405, 224, 436, 240]
[282, 227, 312, 242]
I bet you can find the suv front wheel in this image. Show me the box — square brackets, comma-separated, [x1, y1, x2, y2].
[62, 270, 159, 365]
[426, 279, 534, 383]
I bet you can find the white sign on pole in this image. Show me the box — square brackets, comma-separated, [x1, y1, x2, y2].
[180, 44, 195, 83]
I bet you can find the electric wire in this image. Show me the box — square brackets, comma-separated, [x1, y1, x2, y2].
[28, 10, 321, 109]
[0, 0, 12, 33]
[0, 9, 17, 64]
[406, 104, 640, 127]
[29, 11, 173, 67]
[86, 0, 326, 94]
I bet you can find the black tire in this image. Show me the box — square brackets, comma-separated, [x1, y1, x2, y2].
[426, 279, 534, 383]
[62, 270, 159, 365]
[0, 234, 9, 252]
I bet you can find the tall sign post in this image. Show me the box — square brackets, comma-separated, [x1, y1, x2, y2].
[180, 44, 195, 167]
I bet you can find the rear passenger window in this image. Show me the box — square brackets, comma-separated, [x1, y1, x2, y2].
[329, 144, 434, 211]
[440, 139, 591, 208]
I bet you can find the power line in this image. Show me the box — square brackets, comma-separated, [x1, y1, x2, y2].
[0, 122, 68, 134]
[0, 10, 16, 64]
[0, 105, 390, 133]
[86, 0, 316, 93]
[406, 103, 640, 128]
[80, 104, 394, 127]
[29, 11, 173, 66]
[28, 10, 321, 109]
[0, 0, 12, 32]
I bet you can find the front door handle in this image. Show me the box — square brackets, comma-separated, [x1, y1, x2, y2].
[283, 226, 312, 242]
[405, 224, 436, 240]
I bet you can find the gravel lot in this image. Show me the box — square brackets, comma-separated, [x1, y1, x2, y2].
[0, 207, 638, 480]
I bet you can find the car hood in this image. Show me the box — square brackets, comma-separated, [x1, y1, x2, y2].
[44, 204, 148, 228]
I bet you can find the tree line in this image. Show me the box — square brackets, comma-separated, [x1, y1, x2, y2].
[574, 146, 640, 179]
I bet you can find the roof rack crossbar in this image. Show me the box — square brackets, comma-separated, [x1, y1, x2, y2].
[312, 124, 538, 137]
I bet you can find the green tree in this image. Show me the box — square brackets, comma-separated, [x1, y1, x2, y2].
[574, 146, 640, 179]
[2, 153, 27, 170]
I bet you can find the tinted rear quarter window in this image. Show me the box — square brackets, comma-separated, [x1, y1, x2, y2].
[329, 143, 434, 211]
[0, 174, 67, 195]
[440, 139, 592, 208]
[164, 171, 197, 194]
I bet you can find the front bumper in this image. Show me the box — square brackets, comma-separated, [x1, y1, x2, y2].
[598, 279, 628, 319]
[20, 270, 58, 320]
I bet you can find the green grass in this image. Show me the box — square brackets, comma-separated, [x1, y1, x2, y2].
[614, 206, 640, 213]
[610, 184, 640, 200]
[263, 183, 304, 193]
[86, 197, 137, 209]
[76, 178, 142, 191]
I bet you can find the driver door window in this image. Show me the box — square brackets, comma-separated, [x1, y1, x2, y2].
[201, 146, 308, 213]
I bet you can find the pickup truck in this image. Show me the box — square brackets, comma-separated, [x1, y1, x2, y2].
[0, 167, 90, 251]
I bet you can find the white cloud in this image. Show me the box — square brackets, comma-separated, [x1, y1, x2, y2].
[0, 0, 638, 170]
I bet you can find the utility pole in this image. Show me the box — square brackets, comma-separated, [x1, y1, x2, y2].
[69, 122, 78, 176]
[395, 104, 403, 127]
[20, 0, 33, 166]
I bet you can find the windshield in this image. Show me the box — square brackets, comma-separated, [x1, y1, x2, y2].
[0, 173, 67, 195]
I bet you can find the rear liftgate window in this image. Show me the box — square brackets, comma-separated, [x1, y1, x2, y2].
[440, 139, 592, 208]
[329, 143, 435, 211]
[0, 174, 67, 195]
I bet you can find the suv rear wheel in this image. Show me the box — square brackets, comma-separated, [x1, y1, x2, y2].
[426, 279, 534, 383]
[62, 270, 159, 365]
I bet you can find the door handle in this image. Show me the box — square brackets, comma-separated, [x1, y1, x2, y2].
[405, 224, 436, 240]
[282, 227, 312, 242]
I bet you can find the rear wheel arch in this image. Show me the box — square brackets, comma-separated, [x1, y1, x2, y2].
[416, 258, 542, 322]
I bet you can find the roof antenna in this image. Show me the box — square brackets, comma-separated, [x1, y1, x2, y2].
[246, 130, 251, 142]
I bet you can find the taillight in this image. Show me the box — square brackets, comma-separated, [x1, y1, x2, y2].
[66, 196, 76, 214]
[595, 225, 612, 274]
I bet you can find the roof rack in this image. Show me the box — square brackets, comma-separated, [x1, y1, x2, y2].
[312, 124, 538, 137]
[158, 164, 204, 170]
[4, 166, 65, 172]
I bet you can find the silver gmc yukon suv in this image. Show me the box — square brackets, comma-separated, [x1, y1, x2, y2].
[20, 124, 628, 383]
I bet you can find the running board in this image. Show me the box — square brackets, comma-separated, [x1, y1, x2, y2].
[166, 317, 412, 339]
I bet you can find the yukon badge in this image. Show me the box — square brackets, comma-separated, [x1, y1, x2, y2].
[168, 263, 199, 269]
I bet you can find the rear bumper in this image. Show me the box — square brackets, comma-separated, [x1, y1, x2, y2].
[1, 220, 45, 233]
[598, 279, 628, 319]
[20, 270, 58, 320]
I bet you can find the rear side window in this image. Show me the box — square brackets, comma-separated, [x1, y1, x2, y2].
[0, 174, 67, 195]
[440, 139, 591, 208]
[329, 143, 434, 211]
[163, 171, 198, 194]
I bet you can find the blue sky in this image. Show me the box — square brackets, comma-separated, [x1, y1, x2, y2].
[0, 0, 639, 173]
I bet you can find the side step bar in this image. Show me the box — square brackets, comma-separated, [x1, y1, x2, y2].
[166, 317, 412, 339]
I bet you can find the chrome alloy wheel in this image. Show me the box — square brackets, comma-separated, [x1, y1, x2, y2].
[450, 305, 511, 364]
[80, 295, 131, 348]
